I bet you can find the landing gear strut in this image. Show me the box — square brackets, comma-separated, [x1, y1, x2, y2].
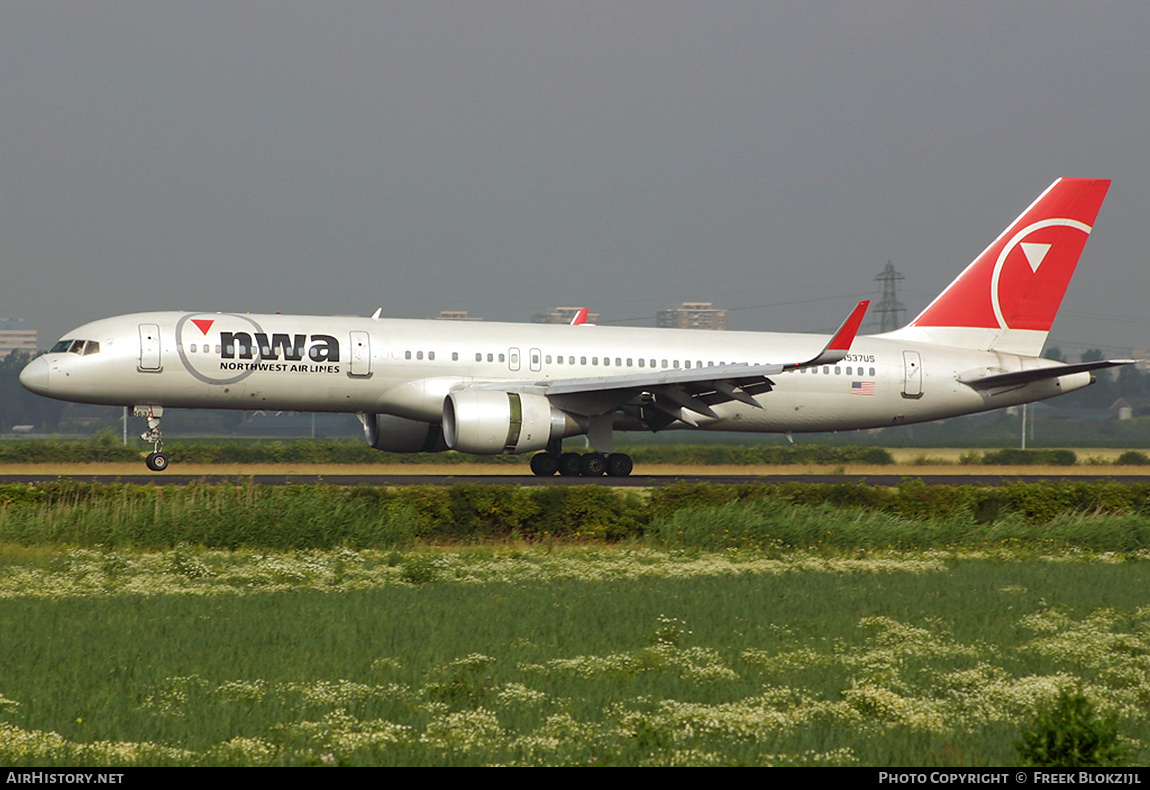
[135, 405, 169, 472]
[530, 450, 633, 477]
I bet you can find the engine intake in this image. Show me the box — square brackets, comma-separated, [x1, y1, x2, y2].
[360, 413, 448, 453]
[443, 391, 579, 455]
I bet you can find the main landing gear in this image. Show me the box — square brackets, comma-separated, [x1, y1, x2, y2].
[530, 451, 633, 477]
[135, 405, 169, 472]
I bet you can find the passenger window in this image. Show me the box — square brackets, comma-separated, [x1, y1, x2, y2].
[405, 351, 412, 360]
[602, 357, 608, 366]
[429, 351, 435, 360]
[487, 353, 494, 362]
[475, 353, 482, 362]
[661, 359, 668, 368]
[452, 352, 458, 361]
[416, 351, 423, 360]
[835, 366, 841, 375]
[870, 367, 876, 376]
[846, 366, 852, 375]
[545, 355, 551, 364]
[639, 359, 645, 367]
[673, 360, 680, 369]
[581, 357, 587, 365]
[592, 357, 598, 365]
[616, 358, 622, 366]
[627, 358, 632, 366]
[823, 366, 830, 374]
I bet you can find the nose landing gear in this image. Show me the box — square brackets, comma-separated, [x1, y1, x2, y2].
[134, 405, 169, 471]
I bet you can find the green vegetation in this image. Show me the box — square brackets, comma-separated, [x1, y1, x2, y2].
[12, 433, 1150, 466]
[963, 448, 1078, 466]
[1, 545, 1147, 766]
[1017, 687, 1129, 768]
[0, 431, 141, 463]
[11, 434, 1150, 466]
[3, 479, 1150, 765]
[5, 479, 1150, 551]
[0, 435, 900, 466]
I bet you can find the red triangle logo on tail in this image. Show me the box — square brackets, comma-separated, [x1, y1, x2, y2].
[191, 319, 215, 335]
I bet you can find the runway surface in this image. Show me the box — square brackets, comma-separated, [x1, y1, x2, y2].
[4, 473, 1150, 486]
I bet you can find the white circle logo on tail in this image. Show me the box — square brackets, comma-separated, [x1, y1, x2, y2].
[990, 218, 1091, 329]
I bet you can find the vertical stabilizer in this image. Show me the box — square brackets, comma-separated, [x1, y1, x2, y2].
[885, 178, 1110, 356]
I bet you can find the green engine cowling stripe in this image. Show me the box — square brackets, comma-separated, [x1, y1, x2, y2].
[503, 392, 523, 454]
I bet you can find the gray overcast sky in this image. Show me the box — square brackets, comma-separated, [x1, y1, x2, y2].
[2, 1, 1147, 356]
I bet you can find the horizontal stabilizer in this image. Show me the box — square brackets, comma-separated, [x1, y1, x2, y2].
[958, 359, 1136, 389]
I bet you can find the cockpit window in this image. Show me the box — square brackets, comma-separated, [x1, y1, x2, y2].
[50, 338, 100, 355]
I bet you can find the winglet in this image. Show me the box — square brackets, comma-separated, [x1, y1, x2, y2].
[788, 300, 869, 369]
[570, 308, 590, 326]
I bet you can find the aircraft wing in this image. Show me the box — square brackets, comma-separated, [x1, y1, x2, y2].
[469, 300, 869, 426]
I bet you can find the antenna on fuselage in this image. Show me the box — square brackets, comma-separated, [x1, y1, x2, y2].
[371, 308, 382, 320]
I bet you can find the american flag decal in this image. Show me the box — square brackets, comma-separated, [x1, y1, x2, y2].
[851, 381, 875, 396]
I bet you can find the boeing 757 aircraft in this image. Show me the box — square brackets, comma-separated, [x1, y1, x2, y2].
[20, 178, 1131, 474]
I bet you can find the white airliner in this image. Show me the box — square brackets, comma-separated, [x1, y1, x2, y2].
[20, 178, 1132, 474]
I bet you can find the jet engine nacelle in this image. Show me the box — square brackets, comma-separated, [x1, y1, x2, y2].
[442, 390, 579, 455]
[360, 413, 448, 453]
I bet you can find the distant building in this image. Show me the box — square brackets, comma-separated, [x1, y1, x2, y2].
[656, 302, 728, 331]
[0, 319, 37, 358]
[431, 310, 483, 321]
[532, 307, 599, 325]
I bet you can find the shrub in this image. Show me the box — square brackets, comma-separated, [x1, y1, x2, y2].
[1115, 450, 1150, 466]
[981, 449, 1077, 466]
[1017, 688, 1128, 767]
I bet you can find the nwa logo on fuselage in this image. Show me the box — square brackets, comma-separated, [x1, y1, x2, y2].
[220, 331, 338, 363]
[175, 313, 342, 385]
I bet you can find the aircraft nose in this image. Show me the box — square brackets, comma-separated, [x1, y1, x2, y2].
[19, 356, 50, 396]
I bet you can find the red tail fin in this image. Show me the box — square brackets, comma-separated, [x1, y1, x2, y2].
[894, 178, 1110, 356]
